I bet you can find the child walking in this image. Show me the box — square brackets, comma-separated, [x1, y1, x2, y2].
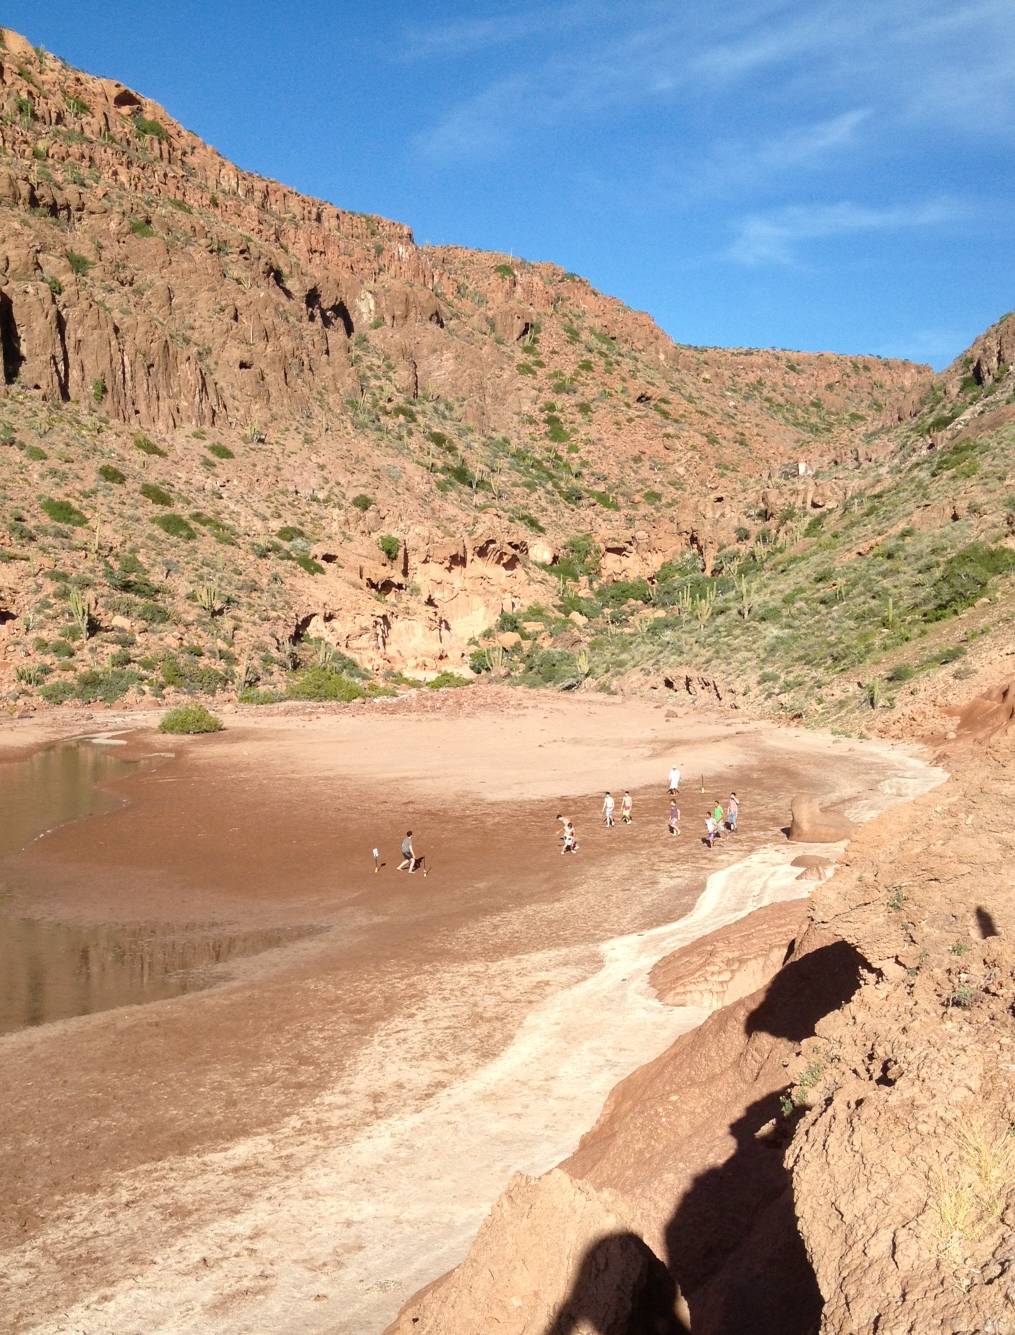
[620, 791, 633, 824]
[668, 798, 680, 838]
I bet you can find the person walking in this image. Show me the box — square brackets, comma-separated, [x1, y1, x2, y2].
[602, 791, 616, 827]
[668, 798, 680, 838]
[704, 811, 718, 848]
[726, 792, 739, 832]
[398, 831, 418, 873]
[668, 764, 681, 793]
[620, 790, 633, 824]
[561, 819, 579, 855]
[712, 800, 725, 836]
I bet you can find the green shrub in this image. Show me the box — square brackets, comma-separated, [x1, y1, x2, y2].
[140, 482, 173, 506]
[597, 578, 653, 608]
[159, 704, 224, 734]
[378, 533, 400, 561]
[152, 513, 196, 540]
[190, 512, 235, 544]
[426, 671, 471, 690]
[286, 667, 369, 702]
[134, 433, 167, 458]
[888, 664, 915, 683]
[66, 250, 92, 275]
[41, 496, 88, 527]
[72, 668, 140, 703]
[20, 443, 46, 461]
[522, 648, 581, 688]
[130, 218, 156, 238]
[160, 654, 227, 693]
[296, 555, 324, 575]
[494, 263, 516, 279]
[51, 638, 76, 659]
[134, 116, 167, 141]
[351, 493, 374, 512]
[925, 543, 1015, 621]
[39, 679, 75, 704]
[238, 687, 284, 705]
[208, 443, 234, 459]
[98, 464, 126, 484]
[276, 525, 306, 542]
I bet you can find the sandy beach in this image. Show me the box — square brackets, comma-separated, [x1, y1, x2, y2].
[0, 691, 945, 1333]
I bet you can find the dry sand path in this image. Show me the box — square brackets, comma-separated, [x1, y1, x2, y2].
[0, 693, 945, 1333]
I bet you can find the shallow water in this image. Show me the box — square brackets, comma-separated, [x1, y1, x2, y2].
[0, 740, 309, 1035]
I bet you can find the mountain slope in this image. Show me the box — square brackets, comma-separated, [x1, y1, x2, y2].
[0, 26, 1008, 717]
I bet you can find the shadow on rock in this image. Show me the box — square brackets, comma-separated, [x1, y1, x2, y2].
[543, 1231, 689, 1335]
[661, 939, 866, 1335]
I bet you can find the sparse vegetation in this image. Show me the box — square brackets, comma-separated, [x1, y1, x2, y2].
[159, 703, 224, 734]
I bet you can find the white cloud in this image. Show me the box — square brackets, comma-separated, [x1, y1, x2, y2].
[727, 199, 965, 266]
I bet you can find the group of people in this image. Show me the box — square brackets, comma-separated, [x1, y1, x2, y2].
[558, 767, 740, 856]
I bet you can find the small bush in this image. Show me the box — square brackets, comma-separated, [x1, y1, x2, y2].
[99, 464, 126, 484]
[140, 482, 173, 506]
[91, 376, 107, 403]
[276, 525, 306, 542]
[159, 704, 224, 734]
[351, 493, 374, 512]
[378, 533, 400, 561]
[238, 687, 284, 705]
[134, 116, 167, 141]
[20, 443, 46, 461]
[130, 218, 156, 238]
[72, 667, 140, 704]
[426, 671, 471, 690]
[134, 433, 167, 458]
[286, 667, 369, 702]
[888, 664, 915, 683]
[296, 555, 324, 575]
[208, 443, 234, 460]
[190, 512, 235, 544]
[41, 497, 88, 527]
[39, 679, 75, 704]
[66, 250, 92, 276]
[925, 543, 1015, 622]
[152, 513, 196, 540]
[494, 263, 516, 279]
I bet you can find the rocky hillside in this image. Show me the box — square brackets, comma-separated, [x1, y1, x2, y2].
[0, 26, 944, 709]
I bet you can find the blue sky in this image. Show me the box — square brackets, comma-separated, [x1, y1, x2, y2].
[9, 1, 1013, 368]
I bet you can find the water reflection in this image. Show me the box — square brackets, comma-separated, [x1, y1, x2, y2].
[0, 740, 315, 1035]
[0, 918, 312, 1035]
[0, 738, 134, 858]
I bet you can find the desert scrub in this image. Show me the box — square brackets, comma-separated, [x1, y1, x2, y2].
[286, 667, 371, 702]
[152, 513, 196, 540]
[208, 443, 234, 460]
[159, 703, 223, 734]
[276, 525, 306, 542]
[134, 433, 167, 458]
[351, 494, 374, 512]
[426, 671, 471, 690]
[66, 249, 92, 276]
[377, 533, 400, 561]
[140, 482, 173, 506]
[41, 497, 88, 527]
[98, 464, 126, 484]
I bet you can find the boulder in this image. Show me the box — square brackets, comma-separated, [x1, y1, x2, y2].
[788, 796, 853, 844]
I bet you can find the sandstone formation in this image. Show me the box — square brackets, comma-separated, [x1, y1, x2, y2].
[788, 795, 854, 843]
[387, 1170, 681, 1335]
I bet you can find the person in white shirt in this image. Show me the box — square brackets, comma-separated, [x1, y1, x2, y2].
[668, 765, 681, 793]
[602, 792, 615, 827]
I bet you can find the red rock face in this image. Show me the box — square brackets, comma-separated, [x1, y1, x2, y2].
[0, 27, 929, 463]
